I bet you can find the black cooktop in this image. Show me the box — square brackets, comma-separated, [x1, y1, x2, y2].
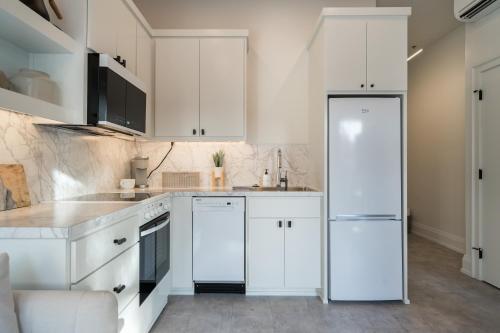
[61, 192, 163, 202]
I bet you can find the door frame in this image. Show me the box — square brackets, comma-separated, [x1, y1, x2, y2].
[471, 56, 500, 280]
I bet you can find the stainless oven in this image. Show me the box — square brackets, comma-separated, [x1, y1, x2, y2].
[139, 211, 170, 305]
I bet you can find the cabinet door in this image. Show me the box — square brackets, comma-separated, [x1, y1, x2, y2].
[325, 18, 367, 92]
[248, 218, 284, 289]
[87, 0, 117, 56]
[116, 0, 137, 74]
[155, 38, 200, 138]
[366, 17, 407, 91]
[171, 197, 193, 291]
[284, 218, 321, 289]
[136, 23, 154, 136]
[199, 38, 245, 138]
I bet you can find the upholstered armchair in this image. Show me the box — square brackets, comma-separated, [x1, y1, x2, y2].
[0, 252, 119, 333]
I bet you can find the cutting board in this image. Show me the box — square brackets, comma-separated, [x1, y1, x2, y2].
[0, 164, 31, 211]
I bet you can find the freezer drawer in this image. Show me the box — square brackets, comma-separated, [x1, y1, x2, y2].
[329, 220, 403, 301]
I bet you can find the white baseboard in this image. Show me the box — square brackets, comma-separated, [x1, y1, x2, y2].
[246, 288, 320, 297]
[412, 222, 465, 254]
[170, 288, 194, 295]
[461, 254, 473, 277]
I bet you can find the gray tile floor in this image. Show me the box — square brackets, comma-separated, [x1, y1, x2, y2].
[151, 235, 500, 332]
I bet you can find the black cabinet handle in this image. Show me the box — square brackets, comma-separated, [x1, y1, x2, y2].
[114, 55, 121, 63]
[370, 83, 375, 88]
[113, 284, 126, 294]
[278, 220, 283, 228]
[113, 238, 127, 245]
[287, 220, 292, 228]
[122, 59, 126, 68]
[361, 84, 365, 88]
[192, 129, 197, 135]
[201, 129, 205, 136]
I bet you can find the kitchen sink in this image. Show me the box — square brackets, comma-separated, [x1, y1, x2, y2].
[232, 186, 316, 192]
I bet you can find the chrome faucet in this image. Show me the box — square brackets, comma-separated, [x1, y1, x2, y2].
[276, 149, 288, 190]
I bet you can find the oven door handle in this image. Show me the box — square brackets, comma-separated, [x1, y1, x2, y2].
[140, 219, 170, 237]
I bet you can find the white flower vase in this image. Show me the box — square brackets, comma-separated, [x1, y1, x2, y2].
[213, 167, 224, 178]
[211, 167, 225, 188]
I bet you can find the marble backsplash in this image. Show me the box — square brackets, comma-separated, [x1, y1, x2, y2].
[0, 109, 310, 204]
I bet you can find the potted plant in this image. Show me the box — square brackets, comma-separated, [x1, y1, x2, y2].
[212, 150, 225, 178]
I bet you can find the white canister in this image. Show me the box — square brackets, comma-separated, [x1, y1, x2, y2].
[10, 69, 59, 104]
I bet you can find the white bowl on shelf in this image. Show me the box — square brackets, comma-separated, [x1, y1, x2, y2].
[10, 69, 59, 104]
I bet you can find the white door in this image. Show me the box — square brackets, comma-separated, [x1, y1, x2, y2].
[284, 218, 321, 289]
[248, 218, 284, 289]
[136, 23, 154, 136]
[116, 1, 137, 74]
[87, 0, 118, 57]
[199, 38, 246, 138]
[155, 38, 200, 138]
[366, 17, 407, 91]
[479, 62, 500, 288]
[325, 18, 367, 92]
[330, 220, 403, 301]
[329, 97, 402, 219]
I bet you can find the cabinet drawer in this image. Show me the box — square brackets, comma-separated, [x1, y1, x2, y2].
[72, 244, 139, 313]
[71, 214, 139, 283]
[248, 197, 321, 218]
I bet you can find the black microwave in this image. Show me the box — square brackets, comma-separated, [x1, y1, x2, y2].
[87, 54, 146, 136]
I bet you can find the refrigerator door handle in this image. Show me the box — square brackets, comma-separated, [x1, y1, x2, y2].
[335, 214, 398, 221]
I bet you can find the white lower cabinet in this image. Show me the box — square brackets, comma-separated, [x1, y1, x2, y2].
[71, 243, 140, 313]
[170, 196, 194, 294]
[284, 218, 321, 289]
[247, 197, 322, 295]
[248, 218, 285, 288]
[119, 294, 141, 333]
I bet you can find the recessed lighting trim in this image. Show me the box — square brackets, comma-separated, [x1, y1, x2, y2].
[407, 49, 423, 62]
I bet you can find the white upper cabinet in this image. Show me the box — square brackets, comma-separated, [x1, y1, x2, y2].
[155, 38, 200, 138]
[321, 9, 410, 92]
[154, 32, 247, 141]
[87, 0, 138, 74]
[199, 38, 246, 138]
[325, 18, 367, 92]
[116, 2, 137, 74]
[366, 17, 407, 91]
[136, 23, 154, 136]
[87, 0, 118, 57]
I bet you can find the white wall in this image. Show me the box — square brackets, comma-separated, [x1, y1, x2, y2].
[464, 9, 500, 276]
[133, 0, 376, 144]
[408, 26, 466, 253]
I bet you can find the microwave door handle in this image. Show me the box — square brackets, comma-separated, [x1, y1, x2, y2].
[140, 219, 170, 237]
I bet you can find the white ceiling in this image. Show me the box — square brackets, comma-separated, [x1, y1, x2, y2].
[377, 0, 462, 54]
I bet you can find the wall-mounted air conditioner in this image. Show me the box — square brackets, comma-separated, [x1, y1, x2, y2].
[455, 0, 500, 22]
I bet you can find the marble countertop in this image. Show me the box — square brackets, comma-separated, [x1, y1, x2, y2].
[0, 187, 322, 239]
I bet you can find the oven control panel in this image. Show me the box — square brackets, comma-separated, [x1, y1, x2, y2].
[144, 198, 170, 221]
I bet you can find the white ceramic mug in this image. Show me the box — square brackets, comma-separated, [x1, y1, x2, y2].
[120, 179, 136, 189]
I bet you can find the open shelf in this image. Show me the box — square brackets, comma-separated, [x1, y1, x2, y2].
[0, 1, 78, 54]
[0, 87, 74, 123]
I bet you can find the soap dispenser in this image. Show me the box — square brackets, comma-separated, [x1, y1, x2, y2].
[262, 169, 271, 187]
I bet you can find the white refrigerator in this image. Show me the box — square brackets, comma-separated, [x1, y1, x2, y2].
[328, 97, 403, 301]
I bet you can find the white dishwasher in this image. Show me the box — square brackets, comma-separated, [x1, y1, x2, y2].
[192, 197, 245, 293]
